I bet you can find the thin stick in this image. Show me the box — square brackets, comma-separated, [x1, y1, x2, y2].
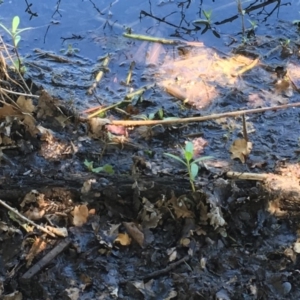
[0, 199, 56, 237]
[0, 87, 39, 99]
[87, 54, 110, 95]
[21, 238, 71, 279]
[226, 171, 268, 181]
[86, 84, 154, 118]
[232, 57, 260, 77]
[123, 32, 184, 45]
[87, 100, 124, 118]
[91, 101, 300, 126]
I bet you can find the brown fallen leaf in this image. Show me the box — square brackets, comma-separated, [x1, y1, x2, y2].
[16, 95, 35, 113]
[167, 192, 194, 219]
[230, 138, 252, 163]
[114, 232, 131, 246]
[72, 205, 89, 227]
[123, 222, 144, 247]
[26, 237, 47, 267]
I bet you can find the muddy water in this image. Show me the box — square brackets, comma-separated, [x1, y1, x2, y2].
[0, 0, 298, 108]
[0, 0, 298, 54]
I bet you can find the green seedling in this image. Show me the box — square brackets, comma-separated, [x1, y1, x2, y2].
[0, 16, 32, 72]
[84, 159, 114, 174]
[248, 19, 257, 30]
[192, 9, 220, 38]
[164, 141, 212, 192]
[193, 10, 212, 26]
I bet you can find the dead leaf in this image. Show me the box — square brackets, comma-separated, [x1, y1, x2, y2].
[16, 95, 35, 113]
[81, 179, 96, 194]
[167, 193, 194, 219]
[22, 114, 38, 136]
[72, 205, 89, 227]
[123, 222, 144, 247]
[0, 105, 21, 118]
[65, 287, 80, 300]
[26, 237, 47, 267]
[20, 191, 38, 208]
[167, 247, 177, 262]
[23, 207, 45, 220]
[207, 207, 226, 229]
[114, 232, 131, 246]
[230, 138, 252, 163]
[46, 226, 68, 237]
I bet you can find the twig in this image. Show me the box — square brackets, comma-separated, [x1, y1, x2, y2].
[226, 171, 268, 181]
[21, 238, 71, 279]
[87, 100, 124, 118]
[0, 199, 56, 237]
[87, 54, 110, 95]
[0, 87, 39, 99]
[126, 61, 135, 85]
[86, 84, 154, 118]
[89, 101, 300, 126]
[141, 255, 190, 280]
[232, 57, 260, 77]
[123, 32, 184, 45]
[34, 48, 73, 63]
[125, 84, 155, 100]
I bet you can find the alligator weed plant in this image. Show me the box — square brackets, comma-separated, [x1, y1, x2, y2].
[0, 16, 32, 72]
[164, 141, 212, 192]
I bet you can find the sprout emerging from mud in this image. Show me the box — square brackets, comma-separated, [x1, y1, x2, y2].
[164, 141, 212, 192]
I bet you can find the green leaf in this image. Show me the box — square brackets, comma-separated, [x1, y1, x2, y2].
[0, 23, 12, 36]
[164, 153, 186, 166]
[92, 164, 114, 174]
[190, 163, 199, 181]
[184, 151, 193, 162]
[193, 19, 210, 26]
[84, 159, 93, 171]
[12, 16, 20, 34]
[158, 108, 164, 119]
[102, 164, 114, 174]
[203, 10, 212, 20]
[185, 141, 194, 154]
[14, 35, 21, 47]
[16, 26, 34, 34]
[91, 166, 103, 173]
[193, 156, 213, 163]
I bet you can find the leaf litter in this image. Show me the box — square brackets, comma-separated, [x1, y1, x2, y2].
[1, 15, 300, 300]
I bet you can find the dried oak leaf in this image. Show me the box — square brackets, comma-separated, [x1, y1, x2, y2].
[230, 138, 252, 163]
[114, 232, 131, 246]
[72, 205, 89, 227]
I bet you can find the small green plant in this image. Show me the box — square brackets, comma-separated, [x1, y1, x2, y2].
[0, 16, 32, 72]
[164, 142, 212, 192]
[84, 159, 114, 174]
[192, 10, 220, 38]
[248, 19, 257, 31]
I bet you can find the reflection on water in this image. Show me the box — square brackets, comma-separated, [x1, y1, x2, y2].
[0, 0, 297, 57]
[0, 0, 297, 108]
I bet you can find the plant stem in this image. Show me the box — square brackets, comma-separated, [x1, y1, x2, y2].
[13, 36, 22, 73]
[186, 161, 195, 192]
